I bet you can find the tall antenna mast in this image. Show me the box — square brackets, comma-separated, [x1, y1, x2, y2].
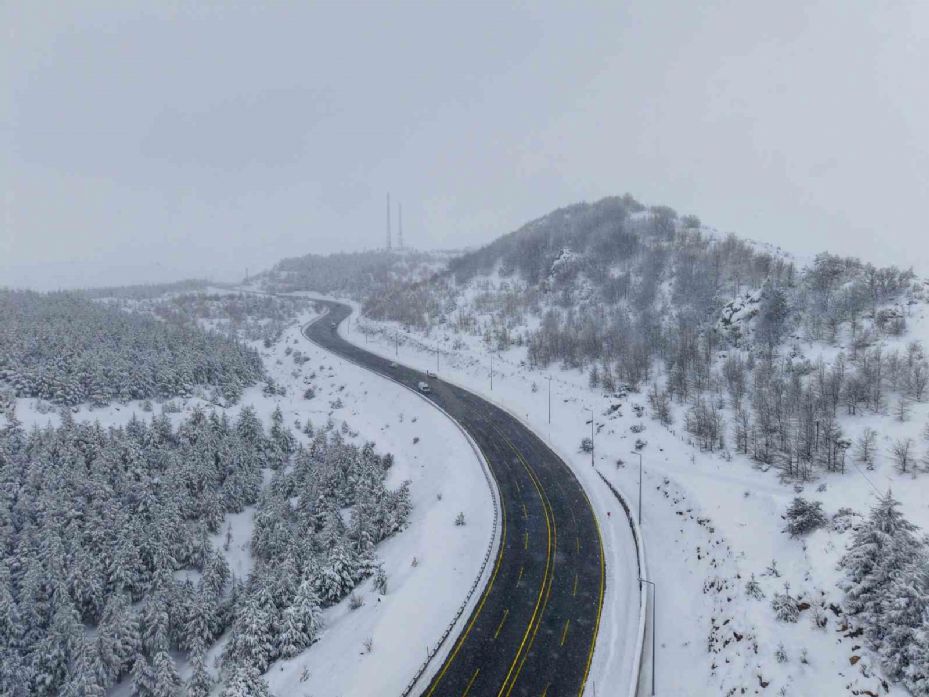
[398, 203, 404, 250]
[386, 193, 392, 251]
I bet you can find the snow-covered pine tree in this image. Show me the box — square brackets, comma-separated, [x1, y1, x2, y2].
[185, 643, 212, 697]
[221, 664, 269, 697]
[878, 554, 929, 682]
[150, 650, 181, 697]
[840, 491, 922, 647]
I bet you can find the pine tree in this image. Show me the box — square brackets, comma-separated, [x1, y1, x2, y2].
[226, 594, 274, 673]
[879, 555, 929, 682]
[150, 650, 181, 697]
[185, 643, 212, 697]
[903, 604, 929, 695]
[60, 636, 107, 697]
[221, 664, 269, 697]
[97, 592, 140, 681]
[840, 491, 922, 647]
[130, 654, 156, 697]
[30, 590, 82, 696]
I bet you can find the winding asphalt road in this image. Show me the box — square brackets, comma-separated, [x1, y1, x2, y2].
[304, 301, 605, 697]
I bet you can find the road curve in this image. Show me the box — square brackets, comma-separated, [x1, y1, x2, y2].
[304, 301, 605, 697]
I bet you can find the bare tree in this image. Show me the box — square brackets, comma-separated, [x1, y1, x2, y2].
[910, 360, 928, 401]
[891, 438, 914, 473]
[855, 427, 878, 468]
[895, 395, 911, 423]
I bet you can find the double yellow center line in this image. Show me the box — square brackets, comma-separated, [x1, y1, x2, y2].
[493, 424, 558, 697]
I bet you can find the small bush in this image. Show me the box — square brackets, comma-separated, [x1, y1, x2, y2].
[455, 512, 466, 526]
[374, 566, 387, 595]
[784, 497, 827, 537]
[745, 574, 765, 600]
[775, 643, 789, 663]
[348, 593, 364, 610]
[772, 588, 800, 623]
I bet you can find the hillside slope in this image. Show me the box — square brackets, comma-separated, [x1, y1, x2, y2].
[352, 194, 929, 696]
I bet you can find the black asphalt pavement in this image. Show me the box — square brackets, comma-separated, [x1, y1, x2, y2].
[303, 301, 605, 697]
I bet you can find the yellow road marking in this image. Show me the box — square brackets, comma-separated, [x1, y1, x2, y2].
[493, 426, 555, 697]
[462, 668, 480, 697]
[524, 531, 529, 549]
[522, 503, 528, 519]
[573, 573, 578, 597]
[517, 565, 524, 585]
[560, 619, 571, 646]
[494, 608, 510, 639]
[424, 422, 508, 697]
[497, 431, 559, 697]
[577, 479, 607, 697]
[541, 686, 549, 697]
[576, 536, 580, 553]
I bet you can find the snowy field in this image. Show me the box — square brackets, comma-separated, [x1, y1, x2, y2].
[315, 294, 929, 697]
[15, 306, 495, 697]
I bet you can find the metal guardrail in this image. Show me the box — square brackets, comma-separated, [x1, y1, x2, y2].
[596, 471, 649, 697]
[397, 403, 500, 697]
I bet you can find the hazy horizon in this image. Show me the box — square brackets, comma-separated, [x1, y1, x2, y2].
[3, 1, 928, 291]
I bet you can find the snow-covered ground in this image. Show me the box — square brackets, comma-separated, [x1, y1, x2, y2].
[297, 295, 645, 697]
[15, 306, 495, 697]
[315, 295, 929, 697]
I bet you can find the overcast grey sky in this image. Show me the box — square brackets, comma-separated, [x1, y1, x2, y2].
[2, 1, 927, 290]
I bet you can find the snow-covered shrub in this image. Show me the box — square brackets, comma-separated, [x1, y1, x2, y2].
[374, 567, 388, 595]
[745, 574, 765, 600]
[784, 497, 827, 537]
[771, 588, 800, 622]
[831, 507, 861, 533]
[775, 643, 789, 663]
[580, 437, 593, 453]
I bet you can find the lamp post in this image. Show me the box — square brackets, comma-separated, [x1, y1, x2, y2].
[395, 331, 399, 358]
[630, 450, 643, 526]
[490, 352, 494, 391]
[588, 408, 595, 467]
[547, 376, 553, 424]
[639, 578, 657, 696]
[436, 345, 440, 374]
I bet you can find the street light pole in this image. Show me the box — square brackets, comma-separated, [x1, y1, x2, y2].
[639, 578, 657, 696]
[436, 346, 439, 374]
[547, 376, 552, 424]
[490, 352, 494, 391]
[631, 450, 643, 526]
[589, 408, 595, 467]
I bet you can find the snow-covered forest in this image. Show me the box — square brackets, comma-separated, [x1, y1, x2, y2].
[0, 290, 263, 406]
[114, 292, 313, 347]
[0, 403, 408, 696]
[255, 248, 452, 298]
[363, 196, 928, 478]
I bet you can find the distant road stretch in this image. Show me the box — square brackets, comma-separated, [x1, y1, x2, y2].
[304, 301, 605, 697]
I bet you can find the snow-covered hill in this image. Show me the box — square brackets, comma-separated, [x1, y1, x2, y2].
[343, 195, 929, 696]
